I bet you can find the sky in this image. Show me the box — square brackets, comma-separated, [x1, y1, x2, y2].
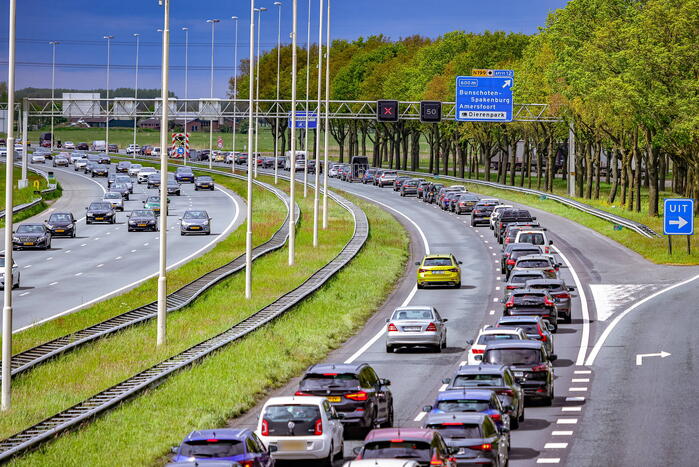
[0, 0, 568, 98]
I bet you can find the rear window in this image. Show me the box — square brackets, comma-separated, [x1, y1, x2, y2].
[423, 258, 453, 267]
[392, 309, 434, 320]
[510, 274, 543, 283]
[500, 323, 538, 334]
[435, 399, 490, 412]
[300, 373, 359, 390]
[476, 334, 518, 345]
[429, 423, 482, 439]
[361, 441, 431, 462]
[179, 439, 245, 458]
[484, 349, 541, 366]
[452, 374, 504, 387]
[511, 250, 541, 259]
[516, 259, 550, 268]
[513, 294, 546, 305]
[264, 404, 320, 422]
[527, 283, 562, 291]
[518, 233, 545, 245]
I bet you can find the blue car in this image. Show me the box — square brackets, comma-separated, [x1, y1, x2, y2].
[175, 167, 195, 183]
[172, 428, 275, 466]
[422, 388, 510, 432]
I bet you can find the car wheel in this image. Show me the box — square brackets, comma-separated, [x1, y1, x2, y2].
[386, 344, 394, 353]
[454, 281, 461, 289]
[511, 415, 519, 430]
[519, 406, 525, 422]
[321, 443, 334, 467]
[128, 228, 133, 232]
[417, 282, 423, 289]
[86, 220, 92, 225]
[563, 313, 572, 324]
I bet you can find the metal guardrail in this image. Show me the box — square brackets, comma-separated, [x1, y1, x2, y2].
[0, 169, 297, 383]
[396, 170, 660, 238]
[0, 173, 368, 462]
[0, 163, 58, 220]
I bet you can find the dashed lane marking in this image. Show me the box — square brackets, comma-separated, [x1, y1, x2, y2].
[414, 412, 427, 422]
[489, 310, 495, 315]
[81, 243, 87, 247]
[19, 292, 29, 296]
[537, 459, 560, 464]
[131, 249, 137, 253]
[49, 281, 59, 286]
[556, 418, 578, 424]
[574, 370, 592, 375]
[46, 257, 53, 261]
[438, 384, 448, 392]
[565, 397, 585, 402]
[64, 250, 71, 253]
[552, 431, 574, 436]
[545, 443, 568, 449]
[23, 265, 31, 269]
[96, 264, 104, 268]
[75, 272, 83, 276]
[562, 407, 582, 412]
[572, 378, 589, 383]
[569, 387, 588, 392]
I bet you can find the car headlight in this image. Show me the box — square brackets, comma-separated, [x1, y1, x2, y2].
[46, 224, 54, 229]
[129, 220, 136, 225]
[12, 237, 19, 242]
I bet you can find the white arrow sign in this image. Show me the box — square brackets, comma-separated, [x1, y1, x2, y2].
[502, 79, 512, 88]
[669, 217, 688, 229]
[636, 351, 671, 366]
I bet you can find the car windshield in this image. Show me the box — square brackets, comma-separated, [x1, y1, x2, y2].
[132, 210, 155, 218]
[183, 211, 208, 220]
[89, 203, 111, 210]
[146, 197, 159, 203]
[452, 374, 504, 387]
[485, 349, 541, 366]
[263, 405, 320, 422]
[177, 168, 193, 174]
[300, 373, 359, 390]
[148, 174, 159, 179]
[104, 193, 120, 199]
[16, 225, 44, 234]
[198, 176, 213, 182]
[429, 424, 482, 439]
[116, 176, 131, 182]
[179, 439, 245, 459]
[141, 167, 156, 173]
[49, 213, 71, 223]
[517, 259, 550, 268]
[477, 334, 518, 345]
[423, 258, 453, 267]
[518, 233, 545, 245]
[527, 283, 562, 291]
[361, 441, 431, 461]
[392, 309, 434, 320]
[435, 399, 490, 412]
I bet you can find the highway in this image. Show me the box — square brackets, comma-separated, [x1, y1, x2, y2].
[0, 162, 244, 331]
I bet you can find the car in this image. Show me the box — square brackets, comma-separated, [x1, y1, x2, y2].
[195, 175, 215, 191]
[171, 428, 274, 466]
[152, 147, 162, 157]
[125, 144, 140, 155]
[400, 179, 420, 197]
[175, 167, 195, 183]
[116, 160, 132, 173]
[424, 413, 509, 466]
[515, 229, 553, 254]
[91, 164, 109, 177]
[0, 255, 20, 289]
[465, 326, 530, 365]
[143, 196, 164, 215]
[107, 144, 118, 154]
[454, 193, 481, 214]
[362, 168, 378, 184]
[147, 173, 161, 189]
[496, 316, 554, 356]
[12, 223, 52, 250]
[114, 175, 134, 194]
[107, 173, 117, 189]
[140, 145, 153, 156]
[416, 181, 430, 199]
[525, 278, 576, 323]
[423, 183, 444, 204]
[180, 210, 211, 235]
[502, 289, 558, 331]
[74, 158, 88, 171]
[342, 460, 420, 467]
[392, 176, 410, 192]
[443, 364, 524, 429]
[328, 164, 340, 178]
[255, 396, 344, 464]
[128, 209, 158, 232]
[501, 243, 543, 277]
[128, 163, 143, 177]
[69, 153, 85, 163]
[471, 201, 499, 227]
[103, 192, 125, 211]
[377, 169, 397, 187]
[437, 186, 466, 209]
[505, 270, 546, 292]
[385, 306, 447, 353]
[295, 362, 394, 431]
[86, 201, 116, 224]
[510, 254, 559, 280]
[495, 210, 536, 243]
[76, 142, 89, 150]
[416, 254, 462, 289]
[423, 389, 510, 432]
[52, 155, 69, 167]
[488, 205, 513, 230]
[501, 223, 542, 248]
[442, 191, 462, 211]
[83, 160, 98, 174]
[234, 153, 248, 164]
[167, 179, 182, 196]
[63, 141, 75, 150]
[353, 428, 456, 466]
[224, 152, 237, 164]
[30, 154, 46, 164]
[44, 212, 77, 237]
[137, 167, 158, 183]
[111, 183, 131, 200]
[482, 340, 556, 405]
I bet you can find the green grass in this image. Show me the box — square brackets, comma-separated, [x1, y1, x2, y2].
[0, 164, 58, 228]
[8, 192, 406, 466]
[0, 175, 353, 446]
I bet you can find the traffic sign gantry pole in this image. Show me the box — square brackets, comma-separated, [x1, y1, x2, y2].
[156, 0, 170, 346]
[245, 0, 256, 299]
[289, 0, 298, 265]
[322, 0, 331, 230]
[313, 0, 325, 247]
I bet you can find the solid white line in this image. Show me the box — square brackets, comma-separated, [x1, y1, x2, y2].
[585, 273, 699, 366]
[552, 431, 574, 436]
[537, 459, 560, 464]
[572, 378, 589, 383]
[574, 370, 592, 375]
[414, 411, 427, 422]
[552, 245, 590, 366]
[557, 418, 578, 424]
[562, 407, 582, 412]
[545, 443, 568, 449]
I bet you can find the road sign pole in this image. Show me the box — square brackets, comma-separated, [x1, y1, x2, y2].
[312, 0, 324, 248]
[688, 236, 691, 255]
[568, 122, 575, 197]
[668, 236, 672, 256]
[289, 0, 297, 266]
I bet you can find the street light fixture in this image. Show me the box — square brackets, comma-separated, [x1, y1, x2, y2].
[273, 1, 282, 185]
[253, 7, 267, 178]
[104, 35, 114, 155]
[49, 41, 59, 153]
[182, 27, 189, 165]
[207, 19, 221, 169]
[231, 16, 239, 174]
[132, 33, 140, 159]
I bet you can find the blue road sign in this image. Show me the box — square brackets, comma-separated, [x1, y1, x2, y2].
[455, 75, 514, 122]
[288, 111, 318, 129]
[176, 147, 185, 155]
[663, 198, 694, 235]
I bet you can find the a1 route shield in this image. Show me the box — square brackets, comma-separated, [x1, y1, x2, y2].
[455, 75, 513, 122]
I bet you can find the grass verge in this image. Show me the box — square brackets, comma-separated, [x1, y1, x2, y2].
[0, 164, 56, 228]
[8, 192, 407, 466]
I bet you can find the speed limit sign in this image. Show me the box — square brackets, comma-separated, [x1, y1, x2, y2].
[420, 101, 442, 123]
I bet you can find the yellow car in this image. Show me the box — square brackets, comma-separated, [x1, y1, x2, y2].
[416, 254, 462, 289]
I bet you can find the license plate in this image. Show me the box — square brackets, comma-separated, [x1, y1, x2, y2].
[138, 224, 147, 227]
[278, 440, 305, 451]
[327, 396, 341, 402]
[55, 229, 64, 233]
[190, 226, 201, 230]
[95, 217, 104, 221]
[432, 271, 445, 275]
[201, 184, 210, 188]
[23, 242, 34, 246]
[403, 326, 422, 332]
[514, 371, 524, 377]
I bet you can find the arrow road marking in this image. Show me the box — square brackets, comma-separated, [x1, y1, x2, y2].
[636, 351, 671, 366]
[669, 217, 688, 229]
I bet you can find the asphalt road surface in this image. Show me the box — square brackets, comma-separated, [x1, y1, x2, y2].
[0, 162, 244, 331]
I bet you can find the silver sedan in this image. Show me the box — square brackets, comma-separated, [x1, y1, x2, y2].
[0, 256, 20, 289]
[385, 306, 447, 353]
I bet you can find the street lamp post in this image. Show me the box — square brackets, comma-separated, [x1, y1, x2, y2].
[207, 18, 221, 169]
[322, 0, 330, 229]
[49, 41, 59, 153]
[303, 0, 311, 198]
[182, 27, 189, 165]
[132, 33, 140, 159]
[253, 7, 267, 178]
[104, 35, 113, 155]
[273, 1, 282, 185]
[312, 0, 324, 247]
[289, 0, 298, 265]
[245, 0, 256, 298]
[231, 16, 239, 174]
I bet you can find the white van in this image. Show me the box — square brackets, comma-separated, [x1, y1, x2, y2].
[90, 140, 106, 151]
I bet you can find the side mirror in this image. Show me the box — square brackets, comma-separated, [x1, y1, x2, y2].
[500, 426, 510, 433]
[568, 286, 576, 291]
[442, 377, 452, 384]
[442, 318, 448, 323]
[381, 378, 391, 386]
[549, 240, 554, 245]
[414, 262, 420, 266]
[268, 445, 279, 453]
[352, 446, 362, 456]
[466, 339, 474, 345]
[423, 405, 433, 412]
[499, 299, 506, 304]
[170, 447, 179, 454]
[178, 217, 182, 220]
[385, 318, 390, 323]
[546, 322, 555, 331]
[531, 216, 537, 220]
[549, 354, 558, 361]
[458, 261, 463, 264]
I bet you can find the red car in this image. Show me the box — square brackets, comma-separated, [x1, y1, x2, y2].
[353, 428, 457, 466]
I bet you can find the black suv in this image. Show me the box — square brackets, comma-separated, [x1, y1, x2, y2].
[495, 209, 536, 242]
[483, 341, 556, 405]
[471, 201, 498, 226]
[295, 362, 394, 431]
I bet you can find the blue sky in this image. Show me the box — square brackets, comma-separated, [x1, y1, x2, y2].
[1, 0, 567, 98]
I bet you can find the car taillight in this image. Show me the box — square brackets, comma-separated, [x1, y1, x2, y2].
[471, 443, 493, 451]
[506, 259, 516, 265]
[505, 297, 515, 307]
[345, 391, 368, 401]
[498, 389, 514, 396]
[294, 391, 313, 396]
[544, 297, 555, 306]
[532, 364, 548, 372]
[471, 348, 484, 354]
[447, 268, 459, 272]
[426, 322, 437, 331]
[490, 413, 501, 422]
[418, 268, 428, 273]
[430, 455, 445, 466]
[506, 285, 517, 289]
[314, 419, 323, 435]
[261, 419, 269, 436]
[387, 323, 398, 332]
[537, 324, 547, 342]
[239, 461, 254, 467]
[555, 293, 570, 300]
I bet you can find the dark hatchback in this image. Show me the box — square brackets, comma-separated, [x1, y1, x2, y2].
[112, 183, 131, 200]
[44, 212, 77, 237]
[502, 289, 558, 331]
[501, 243, 543, 277]
[400, 179, 420, 197]
[90, 164, 109, 177]
[195, 175, 215, 191]
[172, 428, 274, 466]
[471, 202, 498, 227]
[116, 160, 132, 173]
[295, 362, 394, 431]
[393, 176, 411, 192]
[454, 194, 481, 214]
[175, 167, 195, 183]
[12, 224, 52, 250]
[128, 209, 158, 232]
[417, 181, 430, 199]
[482, 341, 556, 405]
[525, 278, 575, 323]
[496, 316, 555, 356]
[354, 428, 456, 466]
[167, 179, 182, 196]
[180, 210, 211, 235]
[424, 413, 509, 467]
[495, 210, 535, 242]
[86, 201, 116, 224]
[147, 173, 161, 189]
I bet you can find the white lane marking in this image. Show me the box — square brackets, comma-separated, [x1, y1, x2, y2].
[438, 384, 448, 392]
[495, 286, 501, 291]
[414, 412, 427, 422]
[494, 260, 498, 264]
[552, 245, 590, 366]
[537, 459, 560, 464]
[562, 407, 582, 412]
[96, 264, 104, 268]
[64, 250, 71, 254]
[489, 310, 495, 315]
[492, 253, 496, 256]
[480, 235, 484, 238]
[489, 246, 493, 249]
[81, 243, 87, 247]
[585, 273, 699, 366]
[460, 361, 467, 366]
[144, 243, 149, 247]
[556, 418, 578, 424]
[552, 431, 574, 436]
[46, 257, 53, 261]
[589, 283, 658, 321]
[492, 298, 499, 302]
[19, 292, 29, 296]
[106, 232, 111, 235]
[49, 281, 59, 286]
[75, 272, 83, 277]
[14, 187, 242, 334]
[545, 443, 568, 449]
[48, 165, 106, 223]
[572, 378, 589, 383]
[131, 249, 137, 253]
[484, 240, 488, 243]
[574, 370, 591, 375]
[23, 265, 31, 269]
[94, 237, 100, 241]
[565, 397, 585, 402]
[569, 387, 588, 392]
[496, 276, 501, 281]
